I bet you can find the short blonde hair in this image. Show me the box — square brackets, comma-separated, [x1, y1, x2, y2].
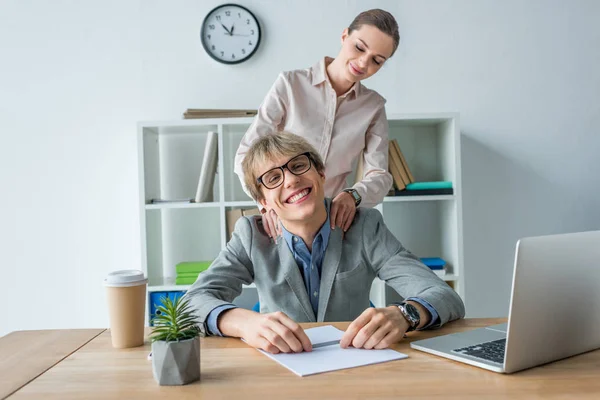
[242, 132, 325, 202]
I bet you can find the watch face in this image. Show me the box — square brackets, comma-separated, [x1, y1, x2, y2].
[404, 303, 420, 322]
[200, 4, 261, 64]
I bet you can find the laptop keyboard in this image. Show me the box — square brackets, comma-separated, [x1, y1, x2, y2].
[452, 338, 506, 364]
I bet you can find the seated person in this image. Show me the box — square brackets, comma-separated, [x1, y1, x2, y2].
[185, 132, 465, 354]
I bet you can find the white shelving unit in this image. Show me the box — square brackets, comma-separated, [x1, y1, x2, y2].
[138, 113, 464, 318]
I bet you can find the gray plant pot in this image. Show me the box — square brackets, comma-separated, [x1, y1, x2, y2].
[152, 337, 200, 386]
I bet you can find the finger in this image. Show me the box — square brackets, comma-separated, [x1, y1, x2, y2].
[374, 329, 403, 350]
[330, 203, 339, 229]
[267, 211, 277, 239]
[337, 208, 349, 230]
[350, 317, 383, 349]
[257, 336, 280, 354]
[274, 313, 312, 352]
[275, 214, 282, 237]
[340, 308, 373, 348]
[343, 208, 356, 232]
[363, 320, 395, 349]
[262, 326, 293, 353]
[266, 316, 302, 353]
[261, 213, 273, 238]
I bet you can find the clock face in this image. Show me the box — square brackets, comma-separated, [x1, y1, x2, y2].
[201, 4, 261, 64]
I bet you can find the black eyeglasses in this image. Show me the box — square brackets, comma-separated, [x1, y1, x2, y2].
[257, 153, 313, 189]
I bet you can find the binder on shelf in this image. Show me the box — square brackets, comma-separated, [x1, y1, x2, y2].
[194, 131, 218, 203]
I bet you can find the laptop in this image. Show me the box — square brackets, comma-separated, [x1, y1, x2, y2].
[411, 230, 600, 373]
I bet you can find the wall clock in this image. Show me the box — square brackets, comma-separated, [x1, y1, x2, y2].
[200, 4, 262, 64]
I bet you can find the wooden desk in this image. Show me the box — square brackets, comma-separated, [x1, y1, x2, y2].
[7, 319, 600, 399]
[0, 329, 105, 400]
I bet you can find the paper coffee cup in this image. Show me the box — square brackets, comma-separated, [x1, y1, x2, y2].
[104, 270, 148, 349]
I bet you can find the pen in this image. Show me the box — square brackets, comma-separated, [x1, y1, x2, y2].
[311, 340, 341, 349]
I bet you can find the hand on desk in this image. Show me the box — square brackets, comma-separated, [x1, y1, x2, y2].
[340, 306, 410, 350]
[218, 308, 312, 354]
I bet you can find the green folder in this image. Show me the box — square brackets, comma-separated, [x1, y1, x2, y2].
[175, 261, 212, 274]
[406, 181, 453, 190]
[176, 272, 200, 279]
[175, 276, 199, 285]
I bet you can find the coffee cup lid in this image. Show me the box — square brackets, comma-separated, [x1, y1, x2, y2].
[103, 270, 148, 287]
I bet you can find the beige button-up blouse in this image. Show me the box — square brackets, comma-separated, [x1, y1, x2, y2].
[234, 57, 393, 208]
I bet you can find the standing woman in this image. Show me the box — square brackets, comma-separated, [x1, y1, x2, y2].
[234, 9, 399, 237]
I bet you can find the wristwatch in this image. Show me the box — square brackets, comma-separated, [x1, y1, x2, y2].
[342, 188, 362, 207]
[396, 302, 420, 332]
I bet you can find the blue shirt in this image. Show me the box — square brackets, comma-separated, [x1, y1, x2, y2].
[206, 210, 439, 335]
[280, 214, 330, 317]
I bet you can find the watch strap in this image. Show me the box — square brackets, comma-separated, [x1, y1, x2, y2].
[395, 302, 420, 332]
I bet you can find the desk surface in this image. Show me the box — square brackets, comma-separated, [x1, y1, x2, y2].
[8, 319, 600, 399]
[0, 329, 105, 400]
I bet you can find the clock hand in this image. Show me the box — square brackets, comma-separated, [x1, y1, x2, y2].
[230, 33, 250, 37]
[220, 23, 231, 35]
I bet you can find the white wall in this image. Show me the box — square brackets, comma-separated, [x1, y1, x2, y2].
[1, 0, 599, 336]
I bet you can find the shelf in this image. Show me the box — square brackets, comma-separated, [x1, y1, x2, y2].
[383, 195, 455, 202]
[139, 114, 464, 315]
[439, 274, 459, 282]
[144, 200, 257, 210]
[147, 275, 457, 292]
[145, 201, 220, 210]
[146, 197, 455, 209]
[149, 276, 256, 292]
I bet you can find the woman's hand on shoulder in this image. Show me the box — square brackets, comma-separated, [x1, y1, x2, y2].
[331, 192, 357, 232]
[261, 208, 282, 239]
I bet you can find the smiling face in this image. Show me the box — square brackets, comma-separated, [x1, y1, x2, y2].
[338, 24, 395, 82]
[257, 153, 326, 226]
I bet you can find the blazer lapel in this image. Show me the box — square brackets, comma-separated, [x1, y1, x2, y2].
[317, 225, 343, 322]
[278, 239, 316, 322]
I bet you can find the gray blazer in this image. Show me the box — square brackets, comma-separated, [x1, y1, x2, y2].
[186, 202, 465, 335]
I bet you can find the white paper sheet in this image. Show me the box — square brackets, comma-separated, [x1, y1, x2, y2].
[254, 325, 408, 376]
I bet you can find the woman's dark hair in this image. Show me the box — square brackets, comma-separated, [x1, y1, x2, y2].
[348, 9, 400, 57]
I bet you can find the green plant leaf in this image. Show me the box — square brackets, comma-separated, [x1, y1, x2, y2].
[150, 295, 201, 342]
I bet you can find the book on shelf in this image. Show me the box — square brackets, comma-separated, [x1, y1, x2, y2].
[226, 207, 262, 240]
[183, 109, 257, 119]
[194, 131, 218, 203]
[175, 261, 212, 274]
[420, 257, 447, 277]
[388, 146, 406, 190]
[150, 198, 193, 204]
[391, 188, 453, 196]
[406, 181, 453, 190]
[390, 140, 415, 183]
[389, 139, 412, 186]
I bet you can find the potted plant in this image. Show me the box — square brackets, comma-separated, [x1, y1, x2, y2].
[150, 295, 201, 385]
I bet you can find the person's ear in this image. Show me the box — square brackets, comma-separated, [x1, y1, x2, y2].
[319, 170, 326, 180]
[341, 28, 349, 44]
[259, 197, 268, 208]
